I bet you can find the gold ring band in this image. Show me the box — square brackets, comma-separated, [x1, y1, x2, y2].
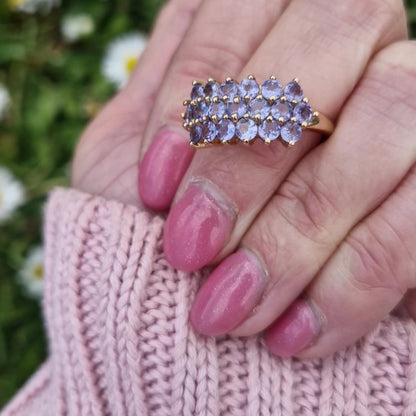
[181, 76, 334, 148]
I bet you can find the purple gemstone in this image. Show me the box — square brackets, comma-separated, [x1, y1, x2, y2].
[236, 119, 257, 142]
[261, 79, 283, 100]
[294, 102, 313, 123]
[202, 121, 217, 142]
[194, 100, 208, 121]
[209, 100, 226, 119]
[191, 84, 204, 100]
[190, 125, 202, 144]
[258, 119, 280, 141]
[185, 103, 194, 123]
[217, 119, 235, 142]
[281, 122, 302, 144]
[227, 100, 247, 118]
[284, 81, 303, 102]
[248, 97, 270, 120]
[271, 101, 292, 121]
[204, 81, 220, 98]
[220, 80, 238, 99]
[239, 78, 259, 99]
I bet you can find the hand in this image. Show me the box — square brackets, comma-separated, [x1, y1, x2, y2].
[137, 0, 416, 358]
[72, 0, 416, 358]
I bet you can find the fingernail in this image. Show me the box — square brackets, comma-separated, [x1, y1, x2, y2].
[163, 180, 236, 271]
[190, 249, 267, 335]
[139, 127, 194, 211]
[264, 299, 323, 357]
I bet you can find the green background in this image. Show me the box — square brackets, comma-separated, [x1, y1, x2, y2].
[0, 0, 415, 408]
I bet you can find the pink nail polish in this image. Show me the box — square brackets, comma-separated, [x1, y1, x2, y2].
[264, 299, 322, 357]
[190, 249, 267, 335]
[163, 181, 235, 271]
[139, 128, 194, 211]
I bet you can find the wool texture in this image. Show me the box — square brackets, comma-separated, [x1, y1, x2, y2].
[2, 187, 416, 416]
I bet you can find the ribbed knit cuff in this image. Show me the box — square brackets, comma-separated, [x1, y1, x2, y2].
[2, 187, 416, 416]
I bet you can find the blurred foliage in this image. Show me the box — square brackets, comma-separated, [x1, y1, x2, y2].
[0, 0, 163, 408]
[407, 0, 416, 34]
[0, 0, 415, 409]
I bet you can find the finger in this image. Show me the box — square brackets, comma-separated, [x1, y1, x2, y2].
[190, 40, 416, 337]
[266, 159, 416, 358]
[163, 0, 408, 271]
[230, 39, 416, 336]
[72, 0, 202, 203]
[138, 0, 289, 210]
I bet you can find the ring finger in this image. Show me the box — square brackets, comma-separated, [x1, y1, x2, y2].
[161, 0, 407, 271]
[138, 0, 289, 210]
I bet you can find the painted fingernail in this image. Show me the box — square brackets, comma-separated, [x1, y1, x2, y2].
[190, 249, 267, 335]
[264, 299, 323, 357]
[163, 181, 236, 271]
[139, 127, 194, 211]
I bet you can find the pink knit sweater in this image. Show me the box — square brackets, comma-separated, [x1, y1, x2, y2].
[2, 187, 416, 416]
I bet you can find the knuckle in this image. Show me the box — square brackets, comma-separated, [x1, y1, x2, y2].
[248, 222, 279, 258]
[336, 0, 402, 32]
[174, 39, 245, 82]
[373, 41, 416, 88]
[275, 168, 341, 246]
[304, 0, 404, 42]
[244, 220, 288, 286]
[345, 221, 408, 295]
[356, 41, 416, 139]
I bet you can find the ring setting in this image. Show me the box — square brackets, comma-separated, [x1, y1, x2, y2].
[181, 76, 333, 148]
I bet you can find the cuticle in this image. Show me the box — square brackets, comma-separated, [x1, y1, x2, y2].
[187, 176, 239, 220]
[240, 246, 270, 286]
[282, 298, 326, 357]
[303, 297, 326, 337]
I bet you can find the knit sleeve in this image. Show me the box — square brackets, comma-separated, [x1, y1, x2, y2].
[2, 187, 416, 416]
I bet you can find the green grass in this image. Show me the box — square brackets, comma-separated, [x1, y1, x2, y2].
[0, 0, 415, 408]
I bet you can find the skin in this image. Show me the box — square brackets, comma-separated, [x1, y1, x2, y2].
[72, 0, 416, 358]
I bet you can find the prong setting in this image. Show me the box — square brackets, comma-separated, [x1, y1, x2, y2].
[183, 76, 331, 147]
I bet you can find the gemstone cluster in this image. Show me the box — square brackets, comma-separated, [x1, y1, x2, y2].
[182, 76, 317, 147]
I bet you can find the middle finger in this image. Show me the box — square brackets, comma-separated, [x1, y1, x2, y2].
[164, 0, 407, 271]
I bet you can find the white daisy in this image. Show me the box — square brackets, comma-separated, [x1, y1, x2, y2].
[102, 33, 148, 90]
[19, 246, 44, 299]
[0, 167, 25, 223]
[0, 85, 11, 121]
[9, 0, 60, 14]
[61, 13, 95, 43]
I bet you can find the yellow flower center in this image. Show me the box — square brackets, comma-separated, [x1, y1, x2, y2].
[9, 0, 26, 7]
[33, 265, 43, 280]
[125, 56, 139, 75]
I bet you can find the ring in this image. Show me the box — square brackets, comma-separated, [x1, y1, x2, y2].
[181, 76, 334, 148]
